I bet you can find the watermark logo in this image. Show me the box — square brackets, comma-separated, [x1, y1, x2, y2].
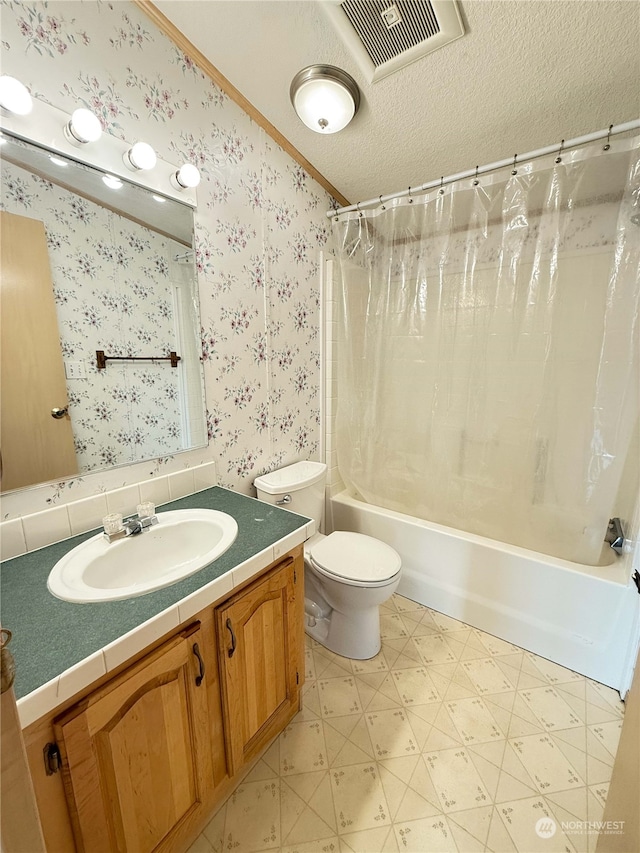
[535, 817, 557, 839]
[534, 818, 625, 840]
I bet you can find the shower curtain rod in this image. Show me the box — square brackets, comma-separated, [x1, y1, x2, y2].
[326, 119, 640, 219]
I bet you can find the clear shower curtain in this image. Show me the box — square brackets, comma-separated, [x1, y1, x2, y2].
[332, 137, 640, 565]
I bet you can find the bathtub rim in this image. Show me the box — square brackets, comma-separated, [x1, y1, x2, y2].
[330, 489, 629, 587]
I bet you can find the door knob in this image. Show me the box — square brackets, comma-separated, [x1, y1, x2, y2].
[51, 406, 69, 419]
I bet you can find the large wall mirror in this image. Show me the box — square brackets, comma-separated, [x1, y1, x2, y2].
[0, 133, 207, 493]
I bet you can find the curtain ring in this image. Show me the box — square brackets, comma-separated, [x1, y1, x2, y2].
[511, 154, 518, 176]
[603, 123, 613, 151]
[379, 194, 385, 211]
[555, 139, 565, 164]
[473, 165, 480, 186]
[356, 201, 363, 218]
[438, 176, 445, 195]
[408, 186, 413, 203]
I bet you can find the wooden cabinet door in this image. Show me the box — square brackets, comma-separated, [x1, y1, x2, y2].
[216, 553, 304, 774]
[53, 624, 213, 853]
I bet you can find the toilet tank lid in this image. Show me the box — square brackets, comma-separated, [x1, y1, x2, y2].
[254, 461, 327, 494]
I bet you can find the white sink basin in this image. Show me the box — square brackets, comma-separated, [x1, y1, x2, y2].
[47, 509, 238, 603]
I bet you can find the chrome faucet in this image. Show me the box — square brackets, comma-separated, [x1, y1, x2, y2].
[103, 512, 158, 543]
[605, 517, 625, 555]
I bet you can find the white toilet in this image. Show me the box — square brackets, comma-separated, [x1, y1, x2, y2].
[254, 461, 401, 659]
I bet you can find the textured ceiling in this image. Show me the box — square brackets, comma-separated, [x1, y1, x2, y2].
[154, 0, 640, 207]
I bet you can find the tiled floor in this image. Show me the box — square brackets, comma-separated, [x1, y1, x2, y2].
[189, 594, 625, 853]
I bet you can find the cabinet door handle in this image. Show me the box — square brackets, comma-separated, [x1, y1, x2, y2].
[226, 618, 236, 658]
[192, 642, 205, 686]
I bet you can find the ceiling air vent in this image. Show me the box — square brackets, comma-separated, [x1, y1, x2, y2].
[323, 0, 465, 83]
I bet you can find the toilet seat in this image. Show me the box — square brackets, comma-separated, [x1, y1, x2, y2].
[308, 531, 401, 587]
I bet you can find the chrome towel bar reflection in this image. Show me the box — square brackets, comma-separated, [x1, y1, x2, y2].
[96, 350, 181, 369]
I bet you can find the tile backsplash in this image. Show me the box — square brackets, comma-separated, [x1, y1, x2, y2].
[0, 461, 218, 561]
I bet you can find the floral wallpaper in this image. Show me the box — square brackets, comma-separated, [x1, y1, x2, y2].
[1, 158, 207, 472]
[0, 0, 334, 515]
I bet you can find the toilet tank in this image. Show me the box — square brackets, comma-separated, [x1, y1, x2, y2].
[254, 461, 327, 527]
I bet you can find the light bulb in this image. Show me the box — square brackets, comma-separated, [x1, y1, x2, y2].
[102, 174, 123, 190]
[123, 141, 157, 171]
[65, 108, 102, 144]
[172, 163, 200, 189]
[0, 75, 33, 115]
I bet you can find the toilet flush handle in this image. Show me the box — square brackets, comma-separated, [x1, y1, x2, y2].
[276, 494, 292, 506]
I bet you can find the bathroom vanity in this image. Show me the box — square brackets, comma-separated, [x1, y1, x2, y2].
[0, 487, 311, 852]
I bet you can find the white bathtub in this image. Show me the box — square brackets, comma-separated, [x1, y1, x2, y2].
[329, 490, 639, 693]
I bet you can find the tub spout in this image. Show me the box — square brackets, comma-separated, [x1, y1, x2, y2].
[605, 517, 624, 555]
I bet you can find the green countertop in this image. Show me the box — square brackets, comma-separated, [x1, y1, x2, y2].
[1, 487, 310, 701]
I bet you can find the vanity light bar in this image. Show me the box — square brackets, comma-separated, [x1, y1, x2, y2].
[0, 83, 198, 207]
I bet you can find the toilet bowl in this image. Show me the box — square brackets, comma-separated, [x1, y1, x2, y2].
[254, 461, 402, 659]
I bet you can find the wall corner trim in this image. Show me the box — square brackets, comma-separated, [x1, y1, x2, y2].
[133, 0, 351, 208]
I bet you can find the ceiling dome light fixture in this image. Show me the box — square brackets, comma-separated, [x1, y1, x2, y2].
[64, 108, 102, 145]
[290, 65, 360, 134]
[0, 75, 33, 115]
[171, 163, 201, 189]
[123, 141, 157, 171]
